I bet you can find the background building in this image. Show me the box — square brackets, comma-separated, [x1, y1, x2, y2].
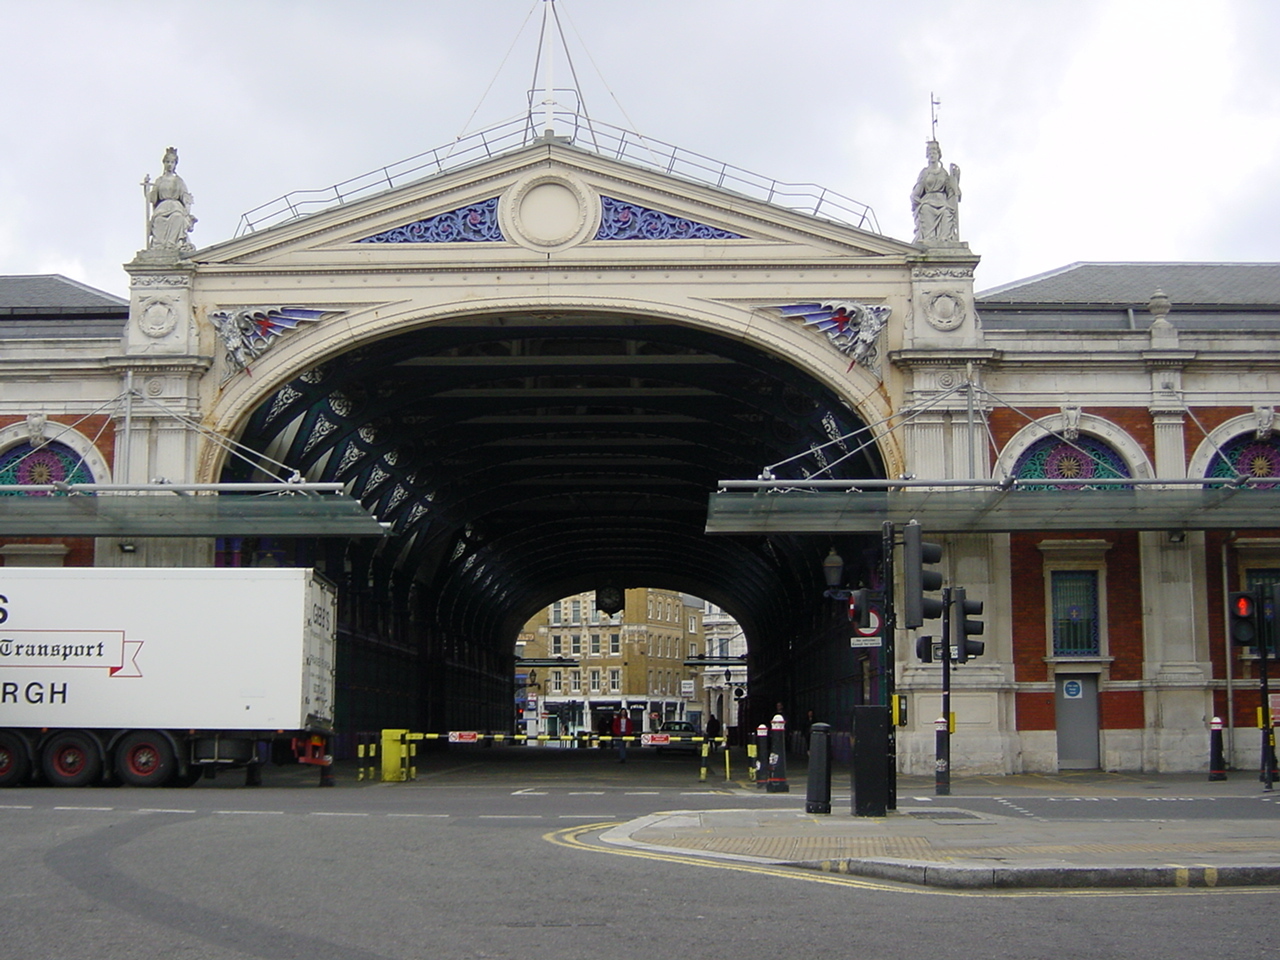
[515, 588, 703, 738]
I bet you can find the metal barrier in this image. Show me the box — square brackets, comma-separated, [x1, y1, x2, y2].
[356, 731, 379, 782]
[371, 730, 731, 782]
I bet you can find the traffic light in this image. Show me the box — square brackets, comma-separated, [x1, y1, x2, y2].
[915, 635, 934, 663]
[903, 521, 943, 629]
[951, 586, 985, 662]
[850, 587, 873, 630]
[1229, 590, 1259, 646]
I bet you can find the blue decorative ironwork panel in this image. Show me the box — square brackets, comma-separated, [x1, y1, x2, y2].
[0, 441, 94, 494]
[1052, 570, 1100, 656]
[1207, 434, 1280, 488]
[357, 198, 504, 243]
[1013, 435, 1131, 490]
[595, 197, 743, 240]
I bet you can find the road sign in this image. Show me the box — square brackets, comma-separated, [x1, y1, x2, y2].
[1063, 680, 1083, 700]
[641, 733, 670, 746]
[850, 635, 881, 648]
[448, 731, 479, 743]
[853, 607, 883, 638]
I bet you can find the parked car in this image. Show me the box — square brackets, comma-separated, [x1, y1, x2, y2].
[654, 720, 700, 753]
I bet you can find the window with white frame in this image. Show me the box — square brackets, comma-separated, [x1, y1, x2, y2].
[570, 669, 581, 693]
[589, 668, 601, 693]
[550, 634, 562, 655]
[609, 632, 620, 655]
[608, 668, 620, 692]
[550, 669, 563, 694]
[590, 633, 600, 655]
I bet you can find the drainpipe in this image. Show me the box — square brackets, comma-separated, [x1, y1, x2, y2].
[1222, 533, 1236, 761]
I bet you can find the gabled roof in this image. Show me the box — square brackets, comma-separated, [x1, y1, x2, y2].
[0, 274, 127, 311]
[0, 274, 128, 339]
[977, 262, 1280, 306]
[200, 137, 916, 266]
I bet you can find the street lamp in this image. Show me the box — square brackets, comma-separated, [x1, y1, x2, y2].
[822, 548, 846, 597]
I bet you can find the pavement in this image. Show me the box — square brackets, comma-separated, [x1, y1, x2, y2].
[600, 767, 1280, 890]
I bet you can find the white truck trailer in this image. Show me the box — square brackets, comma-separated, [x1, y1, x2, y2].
[0, 567, 337, 788]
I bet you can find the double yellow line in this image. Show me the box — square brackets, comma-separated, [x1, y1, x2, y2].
[544, 823, 1279, 899]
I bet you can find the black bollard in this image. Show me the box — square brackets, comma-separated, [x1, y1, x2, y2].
[767, 714, 789, 793]
[755, 724, 768, 789]
[852, 705, 889, 817]
[1209, 716, 1227, 781]
[935, 715, 951, 795]
[805, 722, 832, 814]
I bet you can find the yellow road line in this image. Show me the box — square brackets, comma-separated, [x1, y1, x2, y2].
[543, 823, 1280, 899]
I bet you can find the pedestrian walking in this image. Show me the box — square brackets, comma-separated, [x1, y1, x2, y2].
[705, 714, 722, 752]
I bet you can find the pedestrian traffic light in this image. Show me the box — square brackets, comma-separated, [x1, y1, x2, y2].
[1229, 590, 1259, 646]
[951, 586, 985, 662]
[915, 635, 934, 663]
[903, 521, 943, 629]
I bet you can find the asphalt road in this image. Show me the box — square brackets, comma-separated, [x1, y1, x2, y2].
[2, 751, 1278, 960]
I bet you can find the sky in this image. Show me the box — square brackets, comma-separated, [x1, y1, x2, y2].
[1, 0, 1277, 300]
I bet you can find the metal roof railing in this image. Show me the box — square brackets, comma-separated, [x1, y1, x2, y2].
[234, 109, 880, 237]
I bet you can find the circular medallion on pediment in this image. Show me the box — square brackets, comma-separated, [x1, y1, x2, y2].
[924, 291, 966, 331]
[138, 297, 178, 338]
[500, 171, 599, 252]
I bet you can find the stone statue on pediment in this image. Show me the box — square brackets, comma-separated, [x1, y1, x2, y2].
[911, 140, 961, 245]
[142, 147, 197, 258]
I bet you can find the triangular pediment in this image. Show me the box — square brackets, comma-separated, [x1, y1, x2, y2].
[196, 139, 920, 267]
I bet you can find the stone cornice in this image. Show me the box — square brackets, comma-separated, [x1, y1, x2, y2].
[103, 356, 214, 375]
[890, 348, 1000, 367]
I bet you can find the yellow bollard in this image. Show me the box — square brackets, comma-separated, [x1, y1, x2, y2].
[724, 738, 731, 781]
[746, 741, 757, 783]
[381, 729, 409, 782]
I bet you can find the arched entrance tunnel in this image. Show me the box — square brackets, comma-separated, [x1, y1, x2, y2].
[220, 310, 887, 745]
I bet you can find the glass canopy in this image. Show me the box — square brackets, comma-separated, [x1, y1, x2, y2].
[0, 486, 385, 537]
[705, 486, 1280, 534]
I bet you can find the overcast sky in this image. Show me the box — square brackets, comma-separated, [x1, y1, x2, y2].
[1, 0, 1276, 299]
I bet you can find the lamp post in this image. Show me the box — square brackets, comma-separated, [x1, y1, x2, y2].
[823, 528, 898, 816]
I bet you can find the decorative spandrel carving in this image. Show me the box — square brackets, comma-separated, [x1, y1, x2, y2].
[595, 197, 744, 240]
[140, 147, 197, 260]
[774, 301, 890, 375]
[208, 307, 338, 375]
[357, 198, 504, 243]
[910, 140, 961, 245]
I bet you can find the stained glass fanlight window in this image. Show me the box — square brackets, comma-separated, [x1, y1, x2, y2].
[1206, 434, 1280, 489]
[0, 441, 94, 495]
[1012, 435, 1131, 490]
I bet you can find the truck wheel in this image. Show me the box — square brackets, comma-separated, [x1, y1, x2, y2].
[114, 732, 175, 787]
[0, 731, 32, 787]
[41, 731, 103, 787]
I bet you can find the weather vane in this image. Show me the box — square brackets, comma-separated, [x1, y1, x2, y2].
[930, 92, 941, 140]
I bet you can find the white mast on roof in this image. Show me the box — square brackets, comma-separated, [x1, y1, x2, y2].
[541, 0, 556, 137]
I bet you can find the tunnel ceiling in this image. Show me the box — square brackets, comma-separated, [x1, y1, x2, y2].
[226, 310, 886, 650]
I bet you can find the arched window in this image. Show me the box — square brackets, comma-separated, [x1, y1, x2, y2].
[1012, 435, 1131, 490]
[0, 440, 95, 495]
[1206, 434, 1280, 489]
